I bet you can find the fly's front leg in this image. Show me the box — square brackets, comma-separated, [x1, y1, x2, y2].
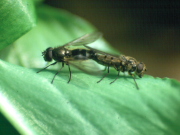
[128, 71, 139, 90]
[51, 62, 64, 84]
[97, 66, 109, 83]
[37, 62, 57, 73]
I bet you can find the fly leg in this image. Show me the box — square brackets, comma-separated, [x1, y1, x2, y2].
[129, 71, 139, 90]
[67, 64, 71, 83]
[110, 71, 120, 84]
[51, 62, 64, 84]
[97, 66, 109, 83]
[109, 65, 120, 84]
[37, 62, 57, 73]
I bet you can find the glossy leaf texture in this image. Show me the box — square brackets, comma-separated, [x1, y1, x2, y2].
[0, 59, 180, 134]
[0, 0, 37, 49]
[0, 4, 180, 135]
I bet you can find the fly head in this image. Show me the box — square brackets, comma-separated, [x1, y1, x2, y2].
[135, 62, 147, 78]
[127, 59, 136, 71]
[42, 47, 53, 62]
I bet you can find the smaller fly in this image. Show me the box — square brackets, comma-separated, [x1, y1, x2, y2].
[37, 32, 102, 83]
[83, 45, 147, 90]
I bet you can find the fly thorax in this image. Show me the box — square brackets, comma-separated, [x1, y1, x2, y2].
[127, 64, 132, 71]
[121, 61, 126, 66]
[127, 59, 136, 71]
[52, 48, 66, 61]
[65, 49, 71, 57]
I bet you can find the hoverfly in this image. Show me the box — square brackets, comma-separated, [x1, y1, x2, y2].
[83, 45, 147, 90]
[37, 32, 102, 84]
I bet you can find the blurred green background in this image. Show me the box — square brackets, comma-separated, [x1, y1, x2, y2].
[44, 0, 180, 81]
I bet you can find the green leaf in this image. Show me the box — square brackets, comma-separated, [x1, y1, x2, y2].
[0, 5, 180, 135]
[0, 0, 37, 49]
[0, 59, 180, 135]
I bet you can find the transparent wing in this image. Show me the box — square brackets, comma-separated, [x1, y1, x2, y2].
[65, 56, 102, 76]
[84, 45, 120, 57]
[63, 31, 102, 47]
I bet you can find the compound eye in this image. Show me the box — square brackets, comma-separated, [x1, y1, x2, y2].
[137, 63, 143, 73]
[44, 47, 53, 61]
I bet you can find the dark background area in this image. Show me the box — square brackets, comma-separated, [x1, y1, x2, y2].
[44, 0, 180, 81]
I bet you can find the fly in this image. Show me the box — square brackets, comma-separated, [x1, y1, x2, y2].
[83, 45, 147, 90]
[37, 32, 102, 83]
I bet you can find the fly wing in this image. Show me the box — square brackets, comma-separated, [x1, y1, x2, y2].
[63, 31, 102, 47]
[65, 55, 102, 76]
[84, 45, 120, 57]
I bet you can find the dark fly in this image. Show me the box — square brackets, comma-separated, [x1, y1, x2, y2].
[83, 45, 147, 90]
[37, 32, 102, 83]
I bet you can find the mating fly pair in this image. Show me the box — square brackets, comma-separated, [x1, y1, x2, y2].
[37, 32, 147, 89]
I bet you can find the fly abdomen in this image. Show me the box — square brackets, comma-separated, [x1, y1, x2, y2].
[71, 49, 94, 59]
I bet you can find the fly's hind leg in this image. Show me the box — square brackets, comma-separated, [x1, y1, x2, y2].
[110, 71, 120, 84]
[97, 66, 109, 83]
[109, 65, 120, 84]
